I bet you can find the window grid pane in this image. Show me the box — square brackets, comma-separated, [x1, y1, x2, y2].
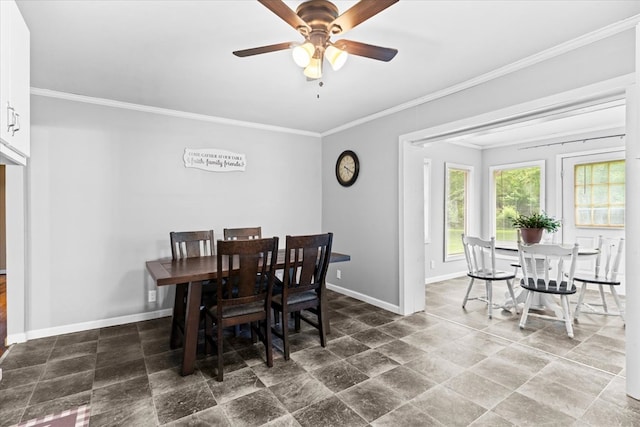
[574, 160, 625, 228]
[446, 168, 468, 257]
[494, 165, 541, 242]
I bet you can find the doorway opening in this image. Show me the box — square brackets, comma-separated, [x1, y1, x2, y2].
[398, 76, 630, 316]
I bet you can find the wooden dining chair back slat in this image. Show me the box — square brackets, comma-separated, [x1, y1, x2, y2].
[223, 227, 262, 241]
[170, 230, 214, 259]
[218, 238, 276, 303]
[221, 228, 264, 337]
[574, 236, 625, 323]
[518, 242, 579, 337]
[168, 230, 216, 350]
[284, 233, 332, 296]
[461, 234, 518, 319]
[271, 232, 332, 360]
[205, 237, 278, 381]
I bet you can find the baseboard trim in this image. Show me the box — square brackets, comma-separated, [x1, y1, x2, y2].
[6, 309, 173, 344]
[5, 332, 26, 345]
[7, 277, 463, 344]
[326, 282, 402, 315]
[426, 271, 467, 284]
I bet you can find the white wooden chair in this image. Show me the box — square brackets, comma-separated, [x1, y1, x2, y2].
[518, 242, 579, 338]
[461, 234, 519, 319]
[573, 236, 625, 323]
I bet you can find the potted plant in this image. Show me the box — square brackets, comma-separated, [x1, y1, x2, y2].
[511, 212, 561, 244]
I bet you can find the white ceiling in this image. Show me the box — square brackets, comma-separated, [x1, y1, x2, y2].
[17, 0, 640, 135]
[447, 100, 627, 149]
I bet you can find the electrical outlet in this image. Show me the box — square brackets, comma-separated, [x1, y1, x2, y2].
[336, 269, 341, 279]
[148, 290, 157, 303]
[430, 260, 436, 269]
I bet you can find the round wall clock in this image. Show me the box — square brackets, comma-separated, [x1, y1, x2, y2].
[335, 150, 360, 187]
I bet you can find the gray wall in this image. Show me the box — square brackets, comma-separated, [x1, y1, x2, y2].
[322, 30, 634, 311]
[27, 96, 322, 332]
[322, 114, 415, 306]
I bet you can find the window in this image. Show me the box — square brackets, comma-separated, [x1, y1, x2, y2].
[490, 161, 544, 243]
[574, 160, 625, 227]
[445, 163, 472, 260]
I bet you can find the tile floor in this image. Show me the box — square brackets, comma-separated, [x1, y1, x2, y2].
[0, 277, 638, 426]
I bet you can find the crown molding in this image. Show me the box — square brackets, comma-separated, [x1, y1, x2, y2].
[322, 14, 640, 137]
[30, 88, 322, 138]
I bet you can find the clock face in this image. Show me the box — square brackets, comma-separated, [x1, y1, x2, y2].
[335, 150, 359, 187]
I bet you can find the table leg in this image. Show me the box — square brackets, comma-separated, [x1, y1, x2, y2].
[540, 294, 565, 319]
[170, 283, 187, 349]
[181, 281, 202, 376]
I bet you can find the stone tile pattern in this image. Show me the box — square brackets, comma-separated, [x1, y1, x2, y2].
[0, 280, 635, 426]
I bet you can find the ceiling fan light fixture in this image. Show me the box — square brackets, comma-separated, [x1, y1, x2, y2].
[325, 44, 348, 71]
[303, 56, 323, 79]
[234, 0, 399, 79]
[292, 42, 315, 67]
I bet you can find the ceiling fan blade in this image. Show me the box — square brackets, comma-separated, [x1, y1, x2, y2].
[258, 0, 310, 33]
[330, 0, 398, 34]
[233, 42, 293, 57]
[334, 39, 398, 62]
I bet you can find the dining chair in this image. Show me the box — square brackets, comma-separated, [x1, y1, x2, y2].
[271, 232, 332, 360]
[573, 236, 625, 323]
[223, 226, 262, 241]
[518, 242, 579, 338]
[204, 236, 278, 381]
[168, 230, 216, 350]
[223, 227, 264, 336]
[461, 234, 519, 319]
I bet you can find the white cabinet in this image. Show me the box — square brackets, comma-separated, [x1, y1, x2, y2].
[0, 0, 30, 165]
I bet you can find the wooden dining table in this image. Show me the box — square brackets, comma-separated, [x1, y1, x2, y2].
[145, 249, 351, 375]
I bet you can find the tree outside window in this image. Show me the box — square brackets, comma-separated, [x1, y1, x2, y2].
[445, 164, 472, 258]
[491, 161, 543, 243]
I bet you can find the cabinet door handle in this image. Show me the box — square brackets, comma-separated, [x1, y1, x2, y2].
[6, 103, 15, 133]
[12, 112, 20, 136]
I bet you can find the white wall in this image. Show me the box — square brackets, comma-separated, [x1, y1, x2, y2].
[25, 95, 322, 336]
[423, 143, 482, 280]
[625, 48, 640, 398]
[322, 29, 634, 312]
[5, 164, 26, 341]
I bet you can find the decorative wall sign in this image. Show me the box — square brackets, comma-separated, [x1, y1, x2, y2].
[183, 148, 246, 172]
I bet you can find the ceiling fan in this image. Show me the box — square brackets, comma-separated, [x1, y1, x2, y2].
[233, 0, 399, 79]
